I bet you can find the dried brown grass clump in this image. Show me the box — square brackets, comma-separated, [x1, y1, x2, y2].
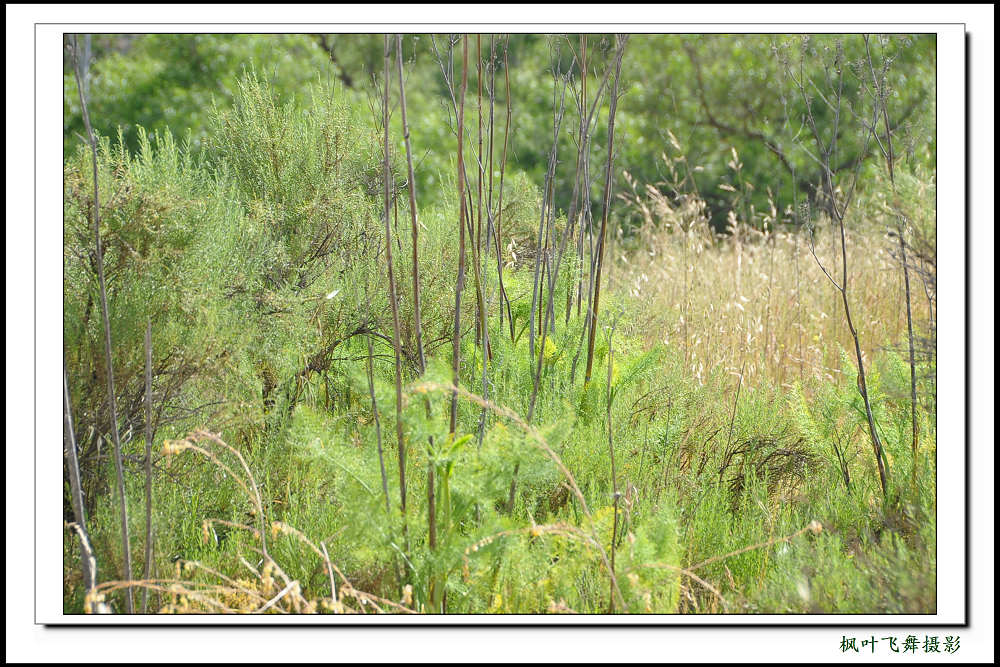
[718, 434, 816, 512]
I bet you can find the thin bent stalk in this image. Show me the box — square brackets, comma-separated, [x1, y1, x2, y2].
[788, 36, 888, 494]
[72, 34, 134, 613]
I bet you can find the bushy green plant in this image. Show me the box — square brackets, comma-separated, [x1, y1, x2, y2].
[63, 127, 257, 499]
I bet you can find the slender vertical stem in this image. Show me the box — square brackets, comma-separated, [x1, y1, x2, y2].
[72, 35, 133, 613]
[584, 35, 627, 385]
[396, 35, 425, 374]
[530, 65, 569, 360]
[791, 165, 805, 382]
[566, 33, 587, 325]
[507, 49, 570, 514]
[682, 216, 690, 370]
[475, 34, 485, 348]
[763, 225, 776, 371]
[529, 130, 555, 359]
[485, 35, 498, 321]
[496, 38, 515, 340]
[382, 35, 409, 567]
[790, 35, 888, 495]
[865, 36, 919, 489]
[463, 178, 491, 366]
[569, 50, 621, 383]
[897, 226, 919, 488]
[366, 330, 390, 515]
[442, 33, 470, 613]
[450, 36, 470, 437]
[605, 313, 621, 612]
[726, 360, 747, 453]
[477, 34, 499, 453]
[141, 319, 154, 613]
[64, 367, 97, 594]
[427, 457, 437, 561]
[396, 31, 439, 599]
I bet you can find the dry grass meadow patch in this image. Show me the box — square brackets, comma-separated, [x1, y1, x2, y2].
[613, 164, 933, 394]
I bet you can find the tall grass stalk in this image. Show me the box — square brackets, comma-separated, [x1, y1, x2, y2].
[785, 36, 888, 494]
[864, 36, 920, 489]
[142, 319, 154, 612]
[605, 312, 622, 611]
[496, 37, 515, 339]
[584, 35, 627, 385]
[381, 35, 410, 569]
[71, 35, 134, 613]
[396, 35, 425, 374]
[509, 51, 573, 514]
[449, 36, 470, 437]
[64, 366, 96, 594]
[394, 34, 440, 596]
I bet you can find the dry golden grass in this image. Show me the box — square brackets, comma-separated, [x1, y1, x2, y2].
[610, 182, 930, 393]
